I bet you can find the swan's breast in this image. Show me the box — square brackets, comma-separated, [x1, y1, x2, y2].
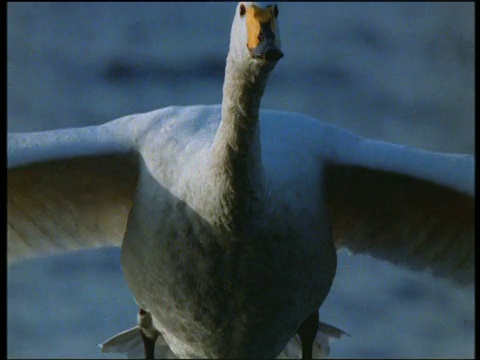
[122, 167, 335, 357]
[123, 193, 335, 358]
[119, 105, 336, 357]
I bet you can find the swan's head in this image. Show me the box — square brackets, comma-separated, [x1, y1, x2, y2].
[229, 2, 283, 69]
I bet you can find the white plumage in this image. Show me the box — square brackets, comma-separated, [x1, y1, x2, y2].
[8, 2, 473, 358]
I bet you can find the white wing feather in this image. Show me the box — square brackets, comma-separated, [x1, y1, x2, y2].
[261, 110, 474, 285]
[7, 117, 142, 263]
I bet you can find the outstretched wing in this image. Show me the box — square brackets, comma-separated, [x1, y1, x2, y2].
[8, 117, 141, 263]
[263, 110, 474, 285]
[321, 120, 474, 285]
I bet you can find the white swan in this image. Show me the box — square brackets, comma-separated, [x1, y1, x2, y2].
[7, 2, 474, 359]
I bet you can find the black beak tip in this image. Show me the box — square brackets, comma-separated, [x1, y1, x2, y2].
[265, 48, 284, 62]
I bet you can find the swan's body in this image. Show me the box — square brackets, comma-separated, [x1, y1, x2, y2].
[8, 2, 474, 359]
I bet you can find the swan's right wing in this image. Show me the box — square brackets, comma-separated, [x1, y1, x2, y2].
[8, 118, 141, 263]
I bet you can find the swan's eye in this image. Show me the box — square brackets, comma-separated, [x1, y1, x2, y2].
[258, 34, 264, 42]
[273, 4, 279, 18]
[239, 4, 246, 17]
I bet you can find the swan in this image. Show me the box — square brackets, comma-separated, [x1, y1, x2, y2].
[7, 2, 474, 359]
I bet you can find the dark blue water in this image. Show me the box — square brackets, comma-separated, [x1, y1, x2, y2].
[7, 3, 474, 358]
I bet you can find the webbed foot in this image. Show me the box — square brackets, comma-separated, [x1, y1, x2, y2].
[297, 311, 319, 360]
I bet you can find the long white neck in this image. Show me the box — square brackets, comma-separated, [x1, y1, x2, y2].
[209, 55, 272, 233]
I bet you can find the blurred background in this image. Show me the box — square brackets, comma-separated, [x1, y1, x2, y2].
[7, 2, 474, 358]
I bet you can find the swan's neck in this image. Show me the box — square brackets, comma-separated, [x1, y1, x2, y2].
[209, 57, 271, 232]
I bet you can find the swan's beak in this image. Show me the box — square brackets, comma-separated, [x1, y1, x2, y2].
[251, 41, 283, 62]
[245, 4, 283, 63]
[250, 21, 283, 62]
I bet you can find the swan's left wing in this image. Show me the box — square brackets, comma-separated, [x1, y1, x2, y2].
[323, 136, 474, 285]
[263, 111, 474, 285]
